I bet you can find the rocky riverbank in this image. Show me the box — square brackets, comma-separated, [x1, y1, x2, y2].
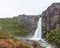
[20, 39, 43, 48]
[0, 35, 43, 48]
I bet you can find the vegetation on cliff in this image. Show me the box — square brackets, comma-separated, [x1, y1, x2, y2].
[0, 17, 42, 48]
[46, 28, 60, 47]
[0, 17, 29, 37]
[0, 17, 32, 48]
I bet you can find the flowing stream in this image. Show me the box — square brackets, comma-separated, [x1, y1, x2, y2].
[29, 18, 55, 48]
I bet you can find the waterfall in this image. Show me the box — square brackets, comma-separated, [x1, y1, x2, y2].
[29, 18, 55, 48]
[33, 18, 42, 40]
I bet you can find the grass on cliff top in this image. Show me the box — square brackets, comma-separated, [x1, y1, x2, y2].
[0, 17, 29, 37]
[46, 28, 60, 47]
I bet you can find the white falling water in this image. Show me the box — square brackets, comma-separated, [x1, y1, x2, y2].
[29, 18, 55, 48]
[33, 18, 42, 40]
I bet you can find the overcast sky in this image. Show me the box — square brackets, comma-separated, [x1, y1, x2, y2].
[0, 0, 60, 18]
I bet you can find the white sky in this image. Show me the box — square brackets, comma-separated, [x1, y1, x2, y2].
[0, 0, 60, 18]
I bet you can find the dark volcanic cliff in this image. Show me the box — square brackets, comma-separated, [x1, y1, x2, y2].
[42, 3, 60, 32]
[17, 14, 41, 33]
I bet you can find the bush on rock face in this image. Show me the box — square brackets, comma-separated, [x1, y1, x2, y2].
[46, 28, 60, 47]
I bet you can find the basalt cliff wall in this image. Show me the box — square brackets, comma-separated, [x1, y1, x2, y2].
[42, 3, 60, 32]
[16, 3, 60, 34]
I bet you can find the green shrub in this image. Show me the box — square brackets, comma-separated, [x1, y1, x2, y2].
[0, 18, 29, 37]
[46, 28, 60, 46]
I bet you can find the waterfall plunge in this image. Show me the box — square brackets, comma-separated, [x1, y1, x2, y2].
[33, 18, 42, 40]
[29, 18, 55, 48]
[29, 18, 42, 40]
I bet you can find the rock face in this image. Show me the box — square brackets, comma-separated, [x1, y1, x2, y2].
[17, 14, 41, 33]
[42, 3, 60, 32]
